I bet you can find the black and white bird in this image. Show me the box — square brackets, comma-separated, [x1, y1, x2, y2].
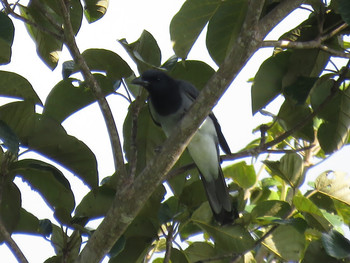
[132, 69, 238, 224]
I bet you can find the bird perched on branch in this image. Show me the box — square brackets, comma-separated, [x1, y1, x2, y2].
[132, 69, 238, 225]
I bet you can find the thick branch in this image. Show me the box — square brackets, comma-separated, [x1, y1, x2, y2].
[76, 1, 306, 262]
[57, 0, 126, 177]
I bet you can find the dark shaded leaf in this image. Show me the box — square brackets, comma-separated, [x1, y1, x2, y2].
[184, 242, 215, 262]
[43, 74, 115, 123]
[0, 12, 14, 64]
[0, 101, 98, 188]
[14, 208, 40, 235]
[251, 51, 290, 114]
[251, 200, 291, 221]
[170, 0, 222, 59]
[206, 0, 248, 65]
[284, 76, 318, 104]
[119, 30, 161, 73]
[337, 0, 350, 26]
[0, 71, 42, 105]
[0, 120, 19, 154]
[11, 159, 75, 214]
[83, 0, 108, 23]
[302, 240, 339, 263]
[322, 230, 350, 259]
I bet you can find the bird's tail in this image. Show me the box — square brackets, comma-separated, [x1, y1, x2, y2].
[200, 168, 238, 225]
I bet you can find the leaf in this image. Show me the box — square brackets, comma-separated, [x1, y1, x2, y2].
[302, 240, 339, 263]
[0, 71, 42, 105]
[278, 99, 314, 142]
[322, 230, 350, 259]
[184, 242, 216, 262]
[83, 0, 108, 23]
[0, 182, 21, 239]
[119, 30, 161, 73]
[251, 200, 291, 221]
[314, 171, 350, 205]
[283, 76, 318, 104]
[170, 0, 222, 59]
[0, 12, 14, 64]
[251, 51, 290, 114]
[206, 0, 248, 65]
[43, 75, 115, 123]
[170, 60, 215, 90]
[0, 101, 98, 188]
[316, 86, 350, 154]
[13, 208, 40, 235]
[192, 203, 255, 253]
[223, 161, 256, 189]
[63, 49, 132, 81]
[337, 0, 350, 26]
[11, 159, 75, 215]
[0, 120, 19, 154]
[264, 153, 304, 188]
[263, 224, 305, 261]
[74, 185, 115, 219]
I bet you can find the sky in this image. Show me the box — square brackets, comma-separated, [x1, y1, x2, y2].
[1, 1, 350, 262]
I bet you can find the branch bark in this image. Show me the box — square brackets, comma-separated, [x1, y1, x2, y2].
[75, 1, 306, 262]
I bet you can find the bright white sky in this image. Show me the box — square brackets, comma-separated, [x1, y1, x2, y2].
[1, 1, 350, 262]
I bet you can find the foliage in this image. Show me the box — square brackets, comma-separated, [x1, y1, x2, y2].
[1, 0, 350, 262]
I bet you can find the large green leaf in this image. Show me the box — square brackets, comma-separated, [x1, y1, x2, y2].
[206, 0, 248, 65]
[223, 161, 256, 189]
[11, 159, 75, 214]
[0, 101, 98, 188]
[192, 203, 255, 253]
[0, 71, 42, 105]
[170, 0, 222, 59]
[43, 74, 115, 123]
[314, 171, 350, 206]
[302, 240, 339, 263]
[251, 51, 290, 114]
[251, 200, 291, 222]
[278, 99, 314, 142]
[322, 230, 350, 259]
[263, 224, 306, 261]
[0, 12, 14, 65]
[119, 30, 161, 73]
[184, 242, 216, 262]
[337, 0, 350, 26]
[316, 86, 350, 153]
[0, 182, 21, 240]
[13, 208, 40, 235]
[83, 0, 108, 23]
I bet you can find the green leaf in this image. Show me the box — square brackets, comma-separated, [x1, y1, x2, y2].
[0, 71, 42, 104]
[11, 159, 75, 215]
[170, 60, 215, 90]
[0, 101, 98, 188]
[278, 99, 314, 142]
[192, 203, 255, 253]
[316, 86, 350, 154]
[14, 208, 40, 235]
[0, 12, 14, 65]
[0, 182, 21, 239]
[184, 242, 215, 262]
[170, 248, 189, 263]
[223, 161, 256, 189]
[251, 51, 290, 114]
[119, 30, 161, 73]
[284, 76, 318, 104]
[322, 230, 350, 259]
[206, 0, 248, 65]
[263, 224, 306, 261]
[264, 153, 304, 188]
[83, 0, 108, 23]
[19, 4, 63, 69]
[337, 0, 350, 26]
[0, 120, 19, 154]
[302, 240, 339, 263]
[170, 0, 222, 59]
[251, 200, 291, 221]
[74, 185, 115, 219]
[43, 75, 115, 123]
[314, 171, 350, 206]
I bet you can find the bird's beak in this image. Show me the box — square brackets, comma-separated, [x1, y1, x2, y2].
[131, 76, 149, 87]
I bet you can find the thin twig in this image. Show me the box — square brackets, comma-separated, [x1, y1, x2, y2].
[163, 224, 174, 263]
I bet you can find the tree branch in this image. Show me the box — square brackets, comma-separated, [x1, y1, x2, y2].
[75, 1, 307, 262]
[57, 0, 126, 177]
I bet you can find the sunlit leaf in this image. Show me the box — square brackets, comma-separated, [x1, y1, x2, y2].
[206, 0, 248, 65]
[170, 0, 222, 59]
[224, 161, 256, 189]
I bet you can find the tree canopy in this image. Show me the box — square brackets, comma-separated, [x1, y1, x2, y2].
[1, 0, 350, 262]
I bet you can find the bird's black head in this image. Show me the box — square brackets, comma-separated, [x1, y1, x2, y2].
[131, 70, 177, 95]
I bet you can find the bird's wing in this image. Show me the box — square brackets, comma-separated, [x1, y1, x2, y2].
[178, 80, 231, 155]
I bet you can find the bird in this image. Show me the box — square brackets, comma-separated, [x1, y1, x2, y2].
[132, 69, 238, 224]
